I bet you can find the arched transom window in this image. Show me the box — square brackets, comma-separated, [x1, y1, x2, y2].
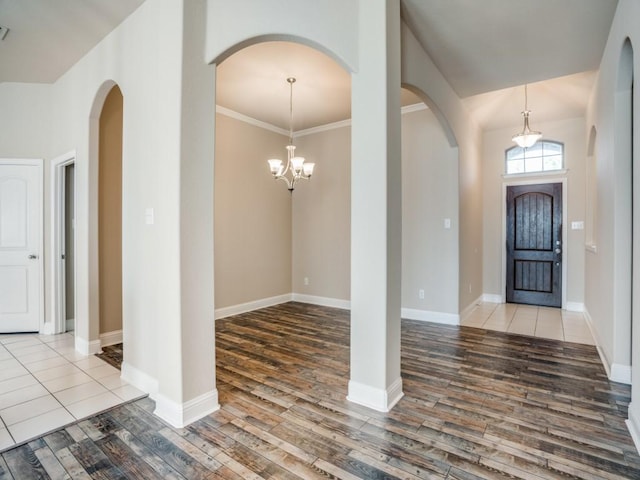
[505, 141, 564, 175]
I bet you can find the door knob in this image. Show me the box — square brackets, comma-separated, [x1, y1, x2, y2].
[28, 254, 38, 259]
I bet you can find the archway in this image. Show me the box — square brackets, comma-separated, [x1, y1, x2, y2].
[97, 85, 124, 359]
[213, 41, 350, 315]
[612, 38, 634, 384]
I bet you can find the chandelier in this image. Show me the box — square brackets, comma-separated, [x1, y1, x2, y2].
[512, 84, 542, 148]
[267, 77, 315, 192]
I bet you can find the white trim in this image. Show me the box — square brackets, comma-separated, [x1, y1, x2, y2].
[565, 302, 584, 312]
[296, 119, 352, 137]
[215, 105, 289, 136]
[585, 243, 598, 254]
[401, 103, 428, 115]
[502, 168, 569, 180]
[482, 293, 503, 303]
[626, 405, 640, 455]
[215, 294, 292, 320]
[611, 363, 632, 384]
[401, 308, 459, 325]
[347, 377, 403, 412]
[75, 336, 101, 355]
[216, 102, 428, 140]
[292, 293, 350, 310]
[501, 178, 568, 309]
[50, 151, 76, 335]
[42, 322, 56, 335]
[121, 361, 158, 396]
[153, 390, 220, 428]
[459, 295, 485, 323]
[100, 329, 122, 347]
[584, 308, 621, 382]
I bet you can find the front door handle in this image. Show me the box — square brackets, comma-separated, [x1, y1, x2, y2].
[28, 254, 38, 259]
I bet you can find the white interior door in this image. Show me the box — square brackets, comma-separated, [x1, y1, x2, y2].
[0, 162, 42, 332]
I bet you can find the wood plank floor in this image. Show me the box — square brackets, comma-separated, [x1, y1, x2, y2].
[1, 302, 639, 479]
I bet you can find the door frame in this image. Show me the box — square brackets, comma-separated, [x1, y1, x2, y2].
[501, 176, 567, 309]
[0, 158, 44, 332]
[50, 151, 76, 334]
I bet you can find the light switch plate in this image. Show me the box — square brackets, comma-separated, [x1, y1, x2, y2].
[571, 221, 584, 230]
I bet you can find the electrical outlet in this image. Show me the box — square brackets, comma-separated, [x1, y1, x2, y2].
[418, 289, 425, 299]
[468, 284, 472, 293]
[304, 277, 309, 286]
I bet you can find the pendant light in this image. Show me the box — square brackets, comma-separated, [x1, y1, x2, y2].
[267, 77, 315, 192]
[512, 84, 542, 148]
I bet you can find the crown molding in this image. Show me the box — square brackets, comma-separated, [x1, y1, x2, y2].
[215, 102, 428, 138]
[215, 105, 289, 136]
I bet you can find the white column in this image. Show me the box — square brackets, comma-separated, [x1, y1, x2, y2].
[153, 0, 218, 427]
[348, 0, 403, 412]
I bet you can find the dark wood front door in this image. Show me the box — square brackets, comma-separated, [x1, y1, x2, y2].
[506, 183, 562, 307]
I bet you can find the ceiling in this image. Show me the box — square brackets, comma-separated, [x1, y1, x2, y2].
[0, 0, 145, 84]
[0, 0, 618, 131]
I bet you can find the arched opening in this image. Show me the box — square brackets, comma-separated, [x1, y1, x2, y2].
[97, 84, 124, 362]
[612, 38, 634, 383]
[213, 40, 350, 315]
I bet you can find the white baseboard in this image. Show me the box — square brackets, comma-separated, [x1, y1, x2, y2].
[611, 363, 632, 385]
[459, 295, 485, 323]
[482, 293, 503, 303]
[215, 294, 291, 320]
[583, 308, 631, 384]
[100, 329, 122, 347]
[41, 322, 56, 335]
[401, 308, 459, 325]
[75, 336, 101, 355]
[565, 302, 584, 312]
[627, 404, 640, 455]
[121, 361, 158, 396]
[292, 293, 350, 310]
[154, 390, 220, 428]
[66, 318, 75, 331]
[347, 377, 403, 412]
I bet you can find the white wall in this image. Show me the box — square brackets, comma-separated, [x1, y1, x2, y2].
[584, 0, 640, 449]
[0, 83, 51, 158]
[401, 24, 482, 313]
[482, 117, 587, 307]
[206, 0, 358, 71]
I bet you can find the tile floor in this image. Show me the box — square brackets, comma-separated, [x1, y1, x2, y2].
[0, 332, 144, 452]
[461, 301, 595, 344]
